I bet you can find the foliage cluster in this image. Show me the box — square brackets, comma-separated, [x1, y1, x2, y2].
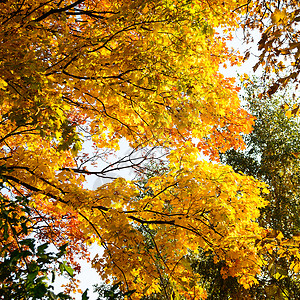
[1, 0, 300, 299]
[0, 194, 78, 299]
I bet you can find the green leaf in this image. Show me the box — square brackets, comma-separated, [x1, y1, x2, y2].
[124, 290, 136, 297]
[27, 270, 39, 283]
[33, 283, 47, 297]
[21, 221, 28, 235]
[59, 262, 64, 274]
[37, 243, 49, 254]
[57, 293, 73, 299]
[82, 289, 89, 300]
[64, 264, 74, 277]
[48, 291, 57, 300]
[112, 282, 121, 291]
[20, 239, 35, 252]
[51, 270, 56, 283]
[59, 261, 74, 277]
[58, 243, 68, 257]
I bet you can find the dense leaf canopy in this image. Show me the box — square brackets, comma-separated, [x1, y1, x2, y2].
[1, 0, 295, 299]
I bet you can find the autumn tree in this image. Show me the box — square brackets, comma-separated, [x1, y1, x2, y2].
[0, 1, 269, 298]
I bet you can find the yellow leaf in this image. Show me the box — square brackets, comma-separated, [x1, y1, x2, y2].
[277, 232, 284, 240]
[285, 110, 292, 118]
[294, 263, 300, 273]
[271, 8, 287, 24]
[0, 78, 8, 89]
[262, 188, 270, 194]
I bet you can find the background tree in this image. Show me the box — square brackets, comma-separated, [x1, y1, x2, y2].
[0, 1, 269, 298]
[220, 78, 300, 299]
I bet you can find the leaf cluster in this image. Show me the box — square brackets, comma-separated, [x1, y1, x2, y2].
[0, 195, 74, 299]
[240, 0, 300, 95]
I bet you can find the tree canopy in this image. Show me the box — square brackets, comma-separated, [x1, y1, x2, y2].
[2, 0, 299, 299]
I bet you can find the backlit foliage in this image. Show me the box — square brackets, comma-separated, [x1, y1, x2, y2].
[0, 1, 268, 298]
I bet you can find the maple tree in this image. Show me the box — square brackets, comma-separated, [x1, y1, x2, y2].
[0, 0, 270, 299]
